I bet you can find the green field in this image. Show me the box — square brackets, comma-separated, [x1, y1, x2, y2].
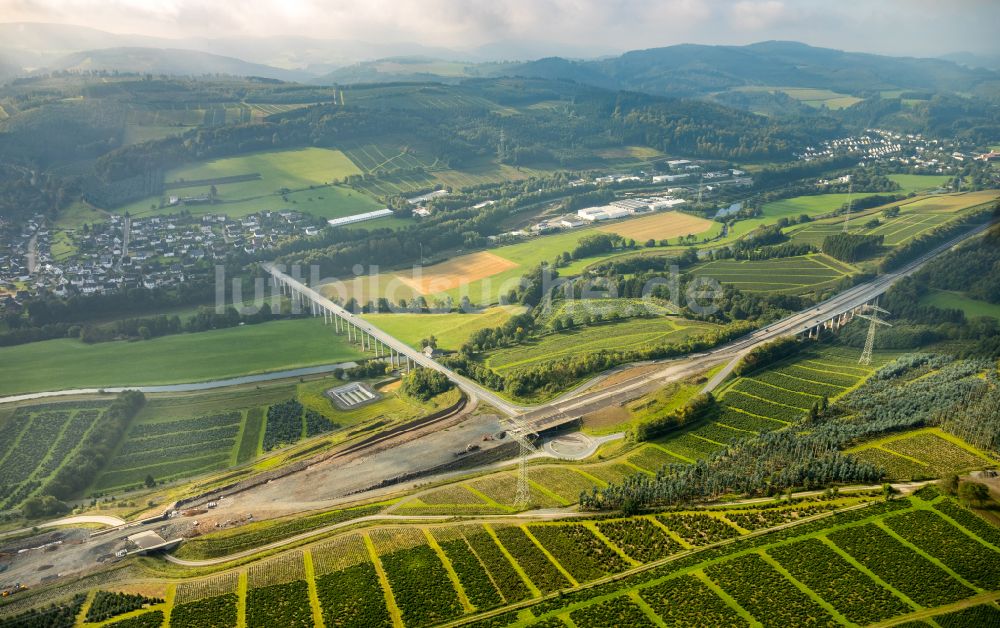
[361, 306, 526, 351]
[168, 147, 359, 196]
[122, 124, 189, 146]
[761, 193, 856, 218]
[187, 183, 382, 220]
[485, 317, 719, 374]
[0, 318, 365, 396]
[921, 289, 1000, 320]
[732, 86, 862, 109]
[52, 201, 109, 230]
[119, 147, 378, 218]
[888, 174, 952, 193]
[691, 253, 855, 294]
[788, 190, 999, 248]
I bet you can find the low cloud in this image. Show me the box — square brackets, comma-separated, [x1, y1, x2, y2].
[1, 0, 998, 57]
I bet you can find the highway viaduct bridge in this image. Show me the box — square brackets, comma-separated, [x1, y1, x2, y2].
[262, 263, 524, 417]
[263, 220, 993, 430]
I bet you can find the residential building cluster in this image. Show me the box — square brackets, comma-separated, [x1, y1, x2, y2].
[1, 209, 321, 307]
[798, 129, 972, 174]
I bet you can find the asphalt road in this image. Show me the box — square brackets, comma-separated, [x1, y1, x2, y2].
[0, 361, 359, 405]
[266, 263, 527, 417]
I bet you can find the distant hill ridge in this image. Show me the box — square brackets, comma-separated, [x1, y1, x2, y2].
[46, 47, 311, 82]
[0, 22, 994, 102]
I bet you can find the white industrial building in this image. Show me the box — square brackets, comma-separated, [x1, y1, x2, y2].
[327, 208, 394, 227]
[407, 190, 449, 204]
[577, 194, 686, 222]
[610, 199, 651, 212]
[577, 206, 631, 222]
[559, 215, 586, 228]
[649, 198, 687, 210]
[652, 174, 690, 183]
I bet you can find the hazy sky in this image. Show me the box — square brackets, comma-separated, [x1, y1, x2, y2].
[3, 0, 999, 58]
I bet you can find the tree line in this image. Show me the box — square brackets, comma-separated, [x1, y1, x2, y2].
[44, 391, 146, 501]
[821, 233, 885, 262]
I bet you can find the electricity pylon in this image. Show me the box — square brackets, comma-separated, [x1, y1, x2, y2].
[505, 418, 538, 507]
[843, 180, 854, 233]
[857, 303, 891, 365]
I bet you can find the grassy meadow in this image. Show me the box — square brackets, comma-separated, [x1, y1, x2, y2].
[0, 318, 365, 396]
[119, 147, 378, 219]
[361, 306, 526, 350]
[920, 290, 1000, 320]
[731, 86, 862, 109]
[887, 174, 951, 193]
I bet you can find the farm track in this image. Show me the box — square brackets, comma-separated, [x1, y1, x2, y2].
[166, 480, 934, 568]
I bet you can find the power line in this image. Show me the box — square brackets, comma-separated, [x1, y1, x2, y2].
[843, 179, 854, 233]
[857, 301, 891, 366]
[503, 418, 538, 507]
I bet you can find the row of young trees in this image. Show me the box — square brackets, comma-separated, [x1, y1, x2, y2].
[632, 394, 719, 442]
[44, 391, 145, 500]
[733, 337, 802, 376]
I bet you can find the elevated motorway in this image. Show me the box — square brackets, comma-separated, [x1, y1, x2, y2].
[267, 220, 992, 432]
[516, 219, 995, 431]
[697, 219, 995, 392]
[263, 263, 526, 417]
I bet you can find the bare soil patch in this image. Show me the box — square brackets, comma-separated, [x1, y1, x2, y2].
[395, 251, 519, 295]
